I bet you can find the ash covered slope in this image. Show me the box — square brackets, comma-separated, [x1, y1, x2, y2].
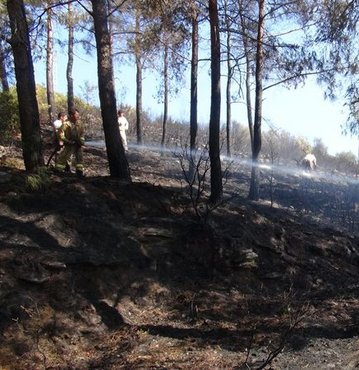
[0, 144, 358, 369]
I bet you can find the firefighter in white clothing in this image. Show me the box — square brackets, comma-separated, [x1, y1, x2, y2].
[117, 109, 129, 151]
[302, 153, 317, 171]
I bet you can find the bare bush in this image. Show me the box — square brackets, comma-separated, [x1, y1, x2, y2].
[175, 145, 212, 223]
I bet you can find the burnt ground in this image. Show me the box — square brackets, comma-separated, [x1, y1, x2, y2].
[0, 141, 358, 369]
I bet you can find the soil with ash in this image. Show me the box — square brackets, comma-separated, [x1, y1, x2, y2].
[0, 141, 358, 370]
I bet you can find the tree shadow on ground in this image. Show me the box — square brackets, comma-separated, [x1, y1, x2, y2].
[1, 152, 359, 368]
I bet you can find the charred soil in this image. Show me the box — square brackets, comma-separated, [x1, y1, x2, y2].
[0, 141, 358, 369]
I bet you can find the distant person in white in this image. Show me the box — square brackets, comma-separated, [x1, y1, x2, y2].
[302, 153, 317, 171]
[117, 109, 129, 151]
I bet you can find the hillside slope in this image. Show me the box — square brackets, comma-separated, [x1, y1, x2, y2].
[0, 144, 358, 369]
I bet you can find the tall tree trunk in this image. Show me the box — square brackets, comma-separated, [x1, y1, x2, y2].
[226, 67, 232, 158]
[136, 54, 143, 145]
[67, 2, 74, 112]
[189, 9, 199, 179]
[161, 44, 168, 148]
[135, 13, 143, 145]
[245, 49, 254, 151]
[249, 0, 265, 200]
[225, 14, 232, 158]
[209, 0, 223, 203]
[0, 40, 9, 92]
[6, 0, 44, 171]
[240, 10, 254, 151]
[190, 10, 198, 152]
[91, 0, 130, 180]
[224, 0, 232, 158]
[46, 1, 55, 124]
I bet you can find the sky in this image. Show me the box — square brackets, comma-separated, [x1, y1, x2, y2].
[33, 42, 358, 159]
[261, 81, 357, 157]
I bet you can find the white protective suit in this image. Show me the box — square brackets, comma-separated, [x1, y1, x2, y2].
[118, 115, 129, 151]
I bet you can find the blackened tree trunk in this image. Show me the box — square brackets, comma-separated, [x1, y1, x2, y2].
[0, 40, 9, 92]
[6, 0, 44, 171]
[135, 12, 143, 145]
[248, 0, 265, 200]
[189, 9, 199, 179]
[91, 0, 130, 180]
[67, 2, 74, 112]
[225, 29, 232, 158]
[208, 0, 222, 203]
[46, 0, 55, 124]
[190, 9, 198, 153]
[161, 44, 169, 148]
[224, 0, 232, 157]
[245, 44, 254, 151]
[136, 53, 143, 145]
[239, 10, 254, 152]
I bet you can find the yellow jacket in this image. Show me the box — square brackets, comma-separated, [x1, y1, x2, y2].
[58, 120, 85, 146]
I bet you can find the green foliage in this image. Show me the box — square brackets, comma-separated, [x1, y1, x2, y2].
[36, 85, 69, 124]
[333, 151, 358, 174]
[0, 88, 20, 143]
[73, 96, 102, 139]
[35, 84, 102, 138]
[25, 167, 52, 193]
[295, 136, 313, 155]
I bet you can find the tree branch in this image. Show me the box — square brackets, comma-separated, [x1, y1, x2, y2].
[263, 68, 339, 91]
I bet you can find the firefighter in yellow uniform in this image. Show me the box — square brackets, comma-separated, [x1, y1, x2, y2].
[55, 108, 85, 177]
